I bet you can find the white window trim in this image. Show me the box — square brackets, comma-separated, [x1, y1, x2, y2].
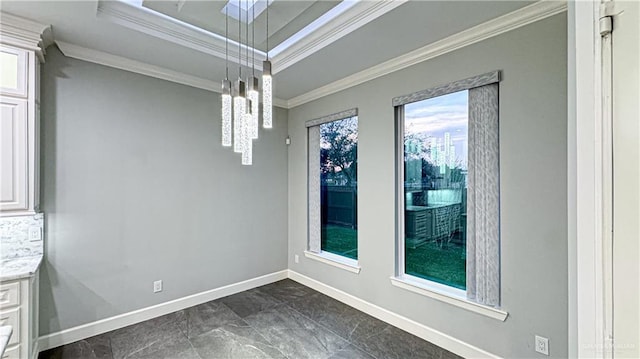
[304, 250, 361, 274]
[394, 75, 505, 317]
[390, 275, 508, 321]
[306, 109, 359, 268]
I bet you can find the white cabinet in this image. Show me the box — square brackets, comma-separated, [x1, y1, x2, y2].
[0, 98, 28, 211]
[0, 12, 48, 359]
[0, 273, 39, 359]
[0, 46, 39, 215]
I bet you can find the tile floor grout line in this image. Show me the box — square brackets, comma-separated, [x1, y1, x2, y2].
[225, 287, 343, 359]
[242, 303, 291, 359]
[252, 283, 384, 359]
[244, 313, 291, 359]
[186, 334, 204, 359]
[282, 287, 450, 359]
[280, 298, 381, 359]
[219, 292, 292, 359]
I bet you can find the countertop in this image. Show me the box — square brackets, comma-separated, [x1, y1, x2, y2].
[0, 325, 12, 358]
[406, 203, 460, 211]
[0, 255, 43, 281]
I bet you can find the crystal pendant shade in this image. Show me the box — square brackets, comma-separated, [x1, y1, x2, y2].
[241, 111, 253, 165]
[248, 77, 260, 140]
[220, 1, 273, 165]
[262, 60, 273, 129]
[221, 79, 232, 147]
[233, 79, 246, 153]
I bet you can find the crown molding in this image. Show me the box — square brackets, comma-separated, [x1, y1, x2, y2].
[95, 0, 405, 76]
[96, 0, 266, 70]
[56, 41, 218, 91]
[271, 0, 408, 74]
[55, 41, 288, 108]
[0, 12, 52, 62]
[286, 0, 567, 108]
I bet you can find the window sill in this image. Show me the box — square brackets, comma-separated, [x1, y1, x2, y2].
[390, 276, 508, 321]
[304, 251, 361, 274]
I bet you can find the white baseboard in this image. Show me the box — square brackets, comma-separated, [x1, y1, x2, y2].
[38, 269, 496, 358]
[37, 270, 288, 352]
[287, 270, 501, 359]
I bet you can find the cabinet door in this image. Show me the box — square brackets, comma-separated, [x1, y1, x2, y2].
[0, 97, 28, 211]
[0, 47, 27, 98]
[0, 307, 20, 346]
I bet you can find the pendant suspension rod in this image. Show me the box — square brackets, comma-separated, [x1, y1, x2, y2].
[266, 0, 269, 60]
[246, 0, 249, 72]
[252, 2, 255, 76]
[238, 4, 241, 79]
[225, 6, 228, 79]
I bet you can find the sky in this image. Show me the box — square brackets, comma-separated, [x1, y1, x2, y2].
[404, 90, 468, 168]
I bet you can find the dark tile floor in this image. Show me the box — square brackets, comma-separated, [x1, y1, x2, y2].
[39, 279, 462, 359]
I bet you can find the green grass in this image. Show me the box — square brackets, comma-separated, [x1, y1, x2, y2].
[321, 225, 358, 260]
[322, 225, 465, 289]
[405, 241, 466, 289]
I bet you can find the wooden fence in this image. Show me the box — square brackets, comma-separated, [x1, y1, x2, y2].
[321, 185, 357, 229]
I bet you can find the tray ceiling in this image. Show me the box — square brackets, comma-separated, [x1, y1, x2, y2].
[0, 0, 552, 104]
[142, 0, 341, 52]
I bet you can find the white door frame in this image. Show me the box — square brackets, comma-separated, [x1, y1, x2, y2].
[569, 0, 614, 357]
[610, 0, 640, 357]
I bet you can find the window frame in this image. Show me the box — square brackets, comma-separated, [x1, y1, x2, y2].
[392, 72, 508, 320]
[394, 104, 469, 297]
[394, 94, 469, 293]
[306, 108, 360, 273]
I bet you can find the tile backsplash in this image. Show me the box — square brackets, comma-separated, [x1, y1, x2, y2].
[0, 213, 44, 260]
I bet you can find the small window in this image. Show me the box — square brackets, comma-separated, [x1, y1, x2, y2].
[320, 117, 358, 259]
[307, 110, 358, 262]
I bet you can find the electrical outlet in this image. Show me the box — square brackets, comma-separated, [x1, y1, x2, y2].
[535, 335, 549, 356]
[294, 254, 299, 263]
[153, 280, 163, 293]
[28, 226, 42, 241]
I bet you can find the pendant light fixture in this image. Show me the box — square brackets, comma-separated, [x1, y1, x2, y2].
[241, 0, 253, 165]
[262, 0, 272, 128]
[233, 2, 246, 154]
[247, 3, 259, 140]
[221, 0, 274, 165]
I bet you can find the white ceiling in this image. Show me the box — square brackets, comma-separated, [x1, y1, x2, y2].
[274, 0, 533, 99]
[0, 0, 536, 102]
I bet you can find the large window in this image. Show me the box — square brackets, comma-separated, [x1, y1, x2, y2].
[403, 90, 468, 289]
[395, 71, 501, 307]
[307, 109, 358, 264]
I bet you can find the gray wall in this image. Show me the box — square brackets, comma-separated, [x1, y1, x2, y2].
[39, 47, 289, 335]
[287, 14, 568, 359]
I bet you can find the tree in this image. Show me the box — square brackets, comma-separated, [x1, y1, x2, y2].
[320, 117, 358, 186]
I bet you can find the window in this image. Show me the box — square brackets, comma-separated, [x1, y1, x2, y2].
[394, 71, 501, 307]
[403, 90, 468, 289]
[222, 0, 271, 24]
[307, 109, 358, 267]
